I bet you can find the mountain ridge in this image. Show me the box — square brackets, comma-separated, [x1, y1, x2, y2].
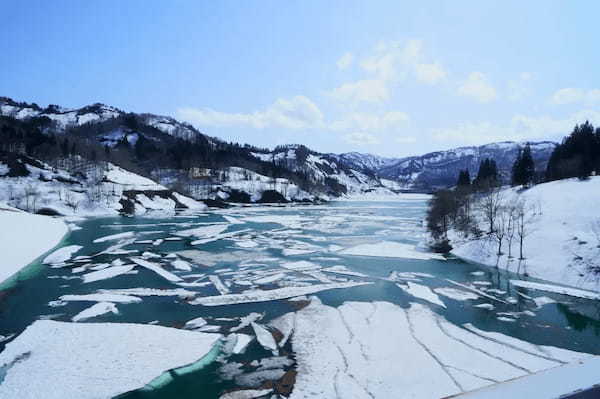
[1, 96, 557, 195]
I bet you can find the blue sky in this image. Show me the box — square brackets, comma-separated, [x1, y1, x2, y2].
[2, 1, 600, 156]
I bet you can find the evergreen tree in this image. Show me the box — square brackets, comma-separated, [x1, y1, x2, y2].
[473, 158, 498, 189]
[521, 144, 535, 186]
[456, 169, 471, 187]
[546, 121, 600, 180]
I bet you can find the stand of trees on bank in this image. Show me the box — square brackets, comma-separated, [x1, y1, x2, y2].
[426, 121, 599, 261]
[0, 113, 349, 199]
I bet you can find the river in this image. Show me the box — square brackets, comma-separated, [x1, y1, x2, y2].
[1, 197, 599, 398]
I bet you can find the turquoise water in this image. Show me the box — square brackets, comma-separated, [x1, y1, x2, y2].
[1, 199, 599, 398]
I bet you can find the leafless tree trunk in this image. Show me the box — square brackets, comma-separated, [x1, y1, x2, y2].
[477, 188, 504, 234]
[515, 199, 540, 260]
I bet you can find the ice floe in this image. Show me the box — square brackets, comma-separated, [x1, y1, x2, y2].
[340, 241, 445, 260]
[219, 388, 273, 399]
[72, 302, 118, 322]
[81, 264, 135, 283]
[510, 280, 600, 301]
[251, 322, 278, 354]
[59, 293, 142, 304]
[43, 245, 83, 264]
[288, 299, 591, 399]
[403, 282, 446, 308]
[171, 259, 193, 271]
[185, 317, 208, 329]
[0, 320, 221, 398]
[93, 231, 135, 243]
[191, 282, 371, 306]
[433, 287, 479, 301]
[131, 258, 182, 282]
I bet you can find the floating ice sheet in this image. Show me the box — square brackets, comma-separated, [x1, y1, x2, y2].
[0, 320, 222, 399]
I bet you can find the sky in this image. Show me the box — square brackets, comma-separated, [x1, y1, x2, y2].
[2, 1, 600, 157]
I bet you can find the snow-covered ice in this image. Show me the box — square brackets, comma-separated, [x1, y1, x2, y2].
[0, 320, 221, 398]
[59, 293, 142, 304]
[81, 264, 135, 283]
[0, 207, 68, 284]
[191, 282, 371, 306]
[251, 322, 278, 353]
[42, 245, 82, 264]
[288, 299, 591, 399]
[340, 241, 445, 260]
[72, 302, 118, 322]
[403, 281, 446, 308]
[510, 280, 600, 301]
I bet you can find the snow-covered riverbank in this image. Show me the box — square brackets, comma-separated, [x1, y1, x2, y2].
[0, 204, 67, 285]
[450, 177, 600, 292]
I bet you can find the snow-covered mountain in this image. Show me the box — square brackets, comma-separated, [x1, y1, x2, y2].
[377, 141, 557, 190]
[0, 96, 559, 198]
[0, 97, 210, 143]
[333, 152, 399, 172]
[0, 98, 395, 201]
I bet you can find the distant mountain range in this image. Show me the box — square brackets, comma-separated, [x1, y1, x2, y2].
[0, 96, 557, 198]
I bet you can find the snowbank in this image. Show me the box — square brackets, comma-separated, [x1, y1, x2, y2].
[0, 206, 67, 285]
[0, 320, 222, 398]
[451, 177, 600, 292]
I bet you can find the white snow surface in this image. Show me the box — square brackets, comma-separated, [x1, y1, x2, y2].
[191, 282, 370, 306]
[451, 177, 600, 292]
[341, 241, 445, 260]
[72, 302, 118, 322]
[42, 245, 82, 264]
[457, 356, 600, 399]
[0, 320, 221, 399]
[0, 206, 67, 284]
[289, 299, 591, 399]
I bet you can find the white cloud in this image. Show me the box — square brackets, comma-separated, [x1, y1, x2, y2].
[177, 95, 323, 130]
[336, 52, 354, 70]
[330, 111, 409, 132]
[432, 109, 600, 145]
[343, 132, 380, 145]
[457, 72, 497, 103]
[550, 88, 600, 105]
[328, 79, 389, 103]
[414, 63, 446, 85]
[331, 39, 447, 104]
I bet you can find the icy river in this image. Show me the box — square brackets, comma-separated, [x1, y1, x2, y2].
[1, 196, 600, 398]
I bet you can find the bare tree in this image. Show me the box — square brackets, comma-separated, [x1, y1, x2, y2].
[515, 198, 540, 260]
[24, 184, 40, 212]
[492, 204, 509, 256]
[505, 204, 518, 258]
[65, 190, 80, 213]
[477, 188, 504, 234]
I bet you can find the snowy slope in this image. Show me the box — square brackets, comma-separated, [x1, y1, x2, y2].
[0, 204, 67, 285]
[334, 152, 398, 171]
[0, 156, 206, 216]
[451, 177, 600, 292]
[378, 141, 557, 189]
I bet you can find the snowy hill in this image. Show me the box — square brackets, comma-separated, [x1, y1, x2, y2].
[333, 152, 399, 172]
[450, 177, 600, 292]
[0, 96, 560, 197]
[0, 153, 205, 216]
[0, 97, 211, 143]
[378, 141, 557, 190]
